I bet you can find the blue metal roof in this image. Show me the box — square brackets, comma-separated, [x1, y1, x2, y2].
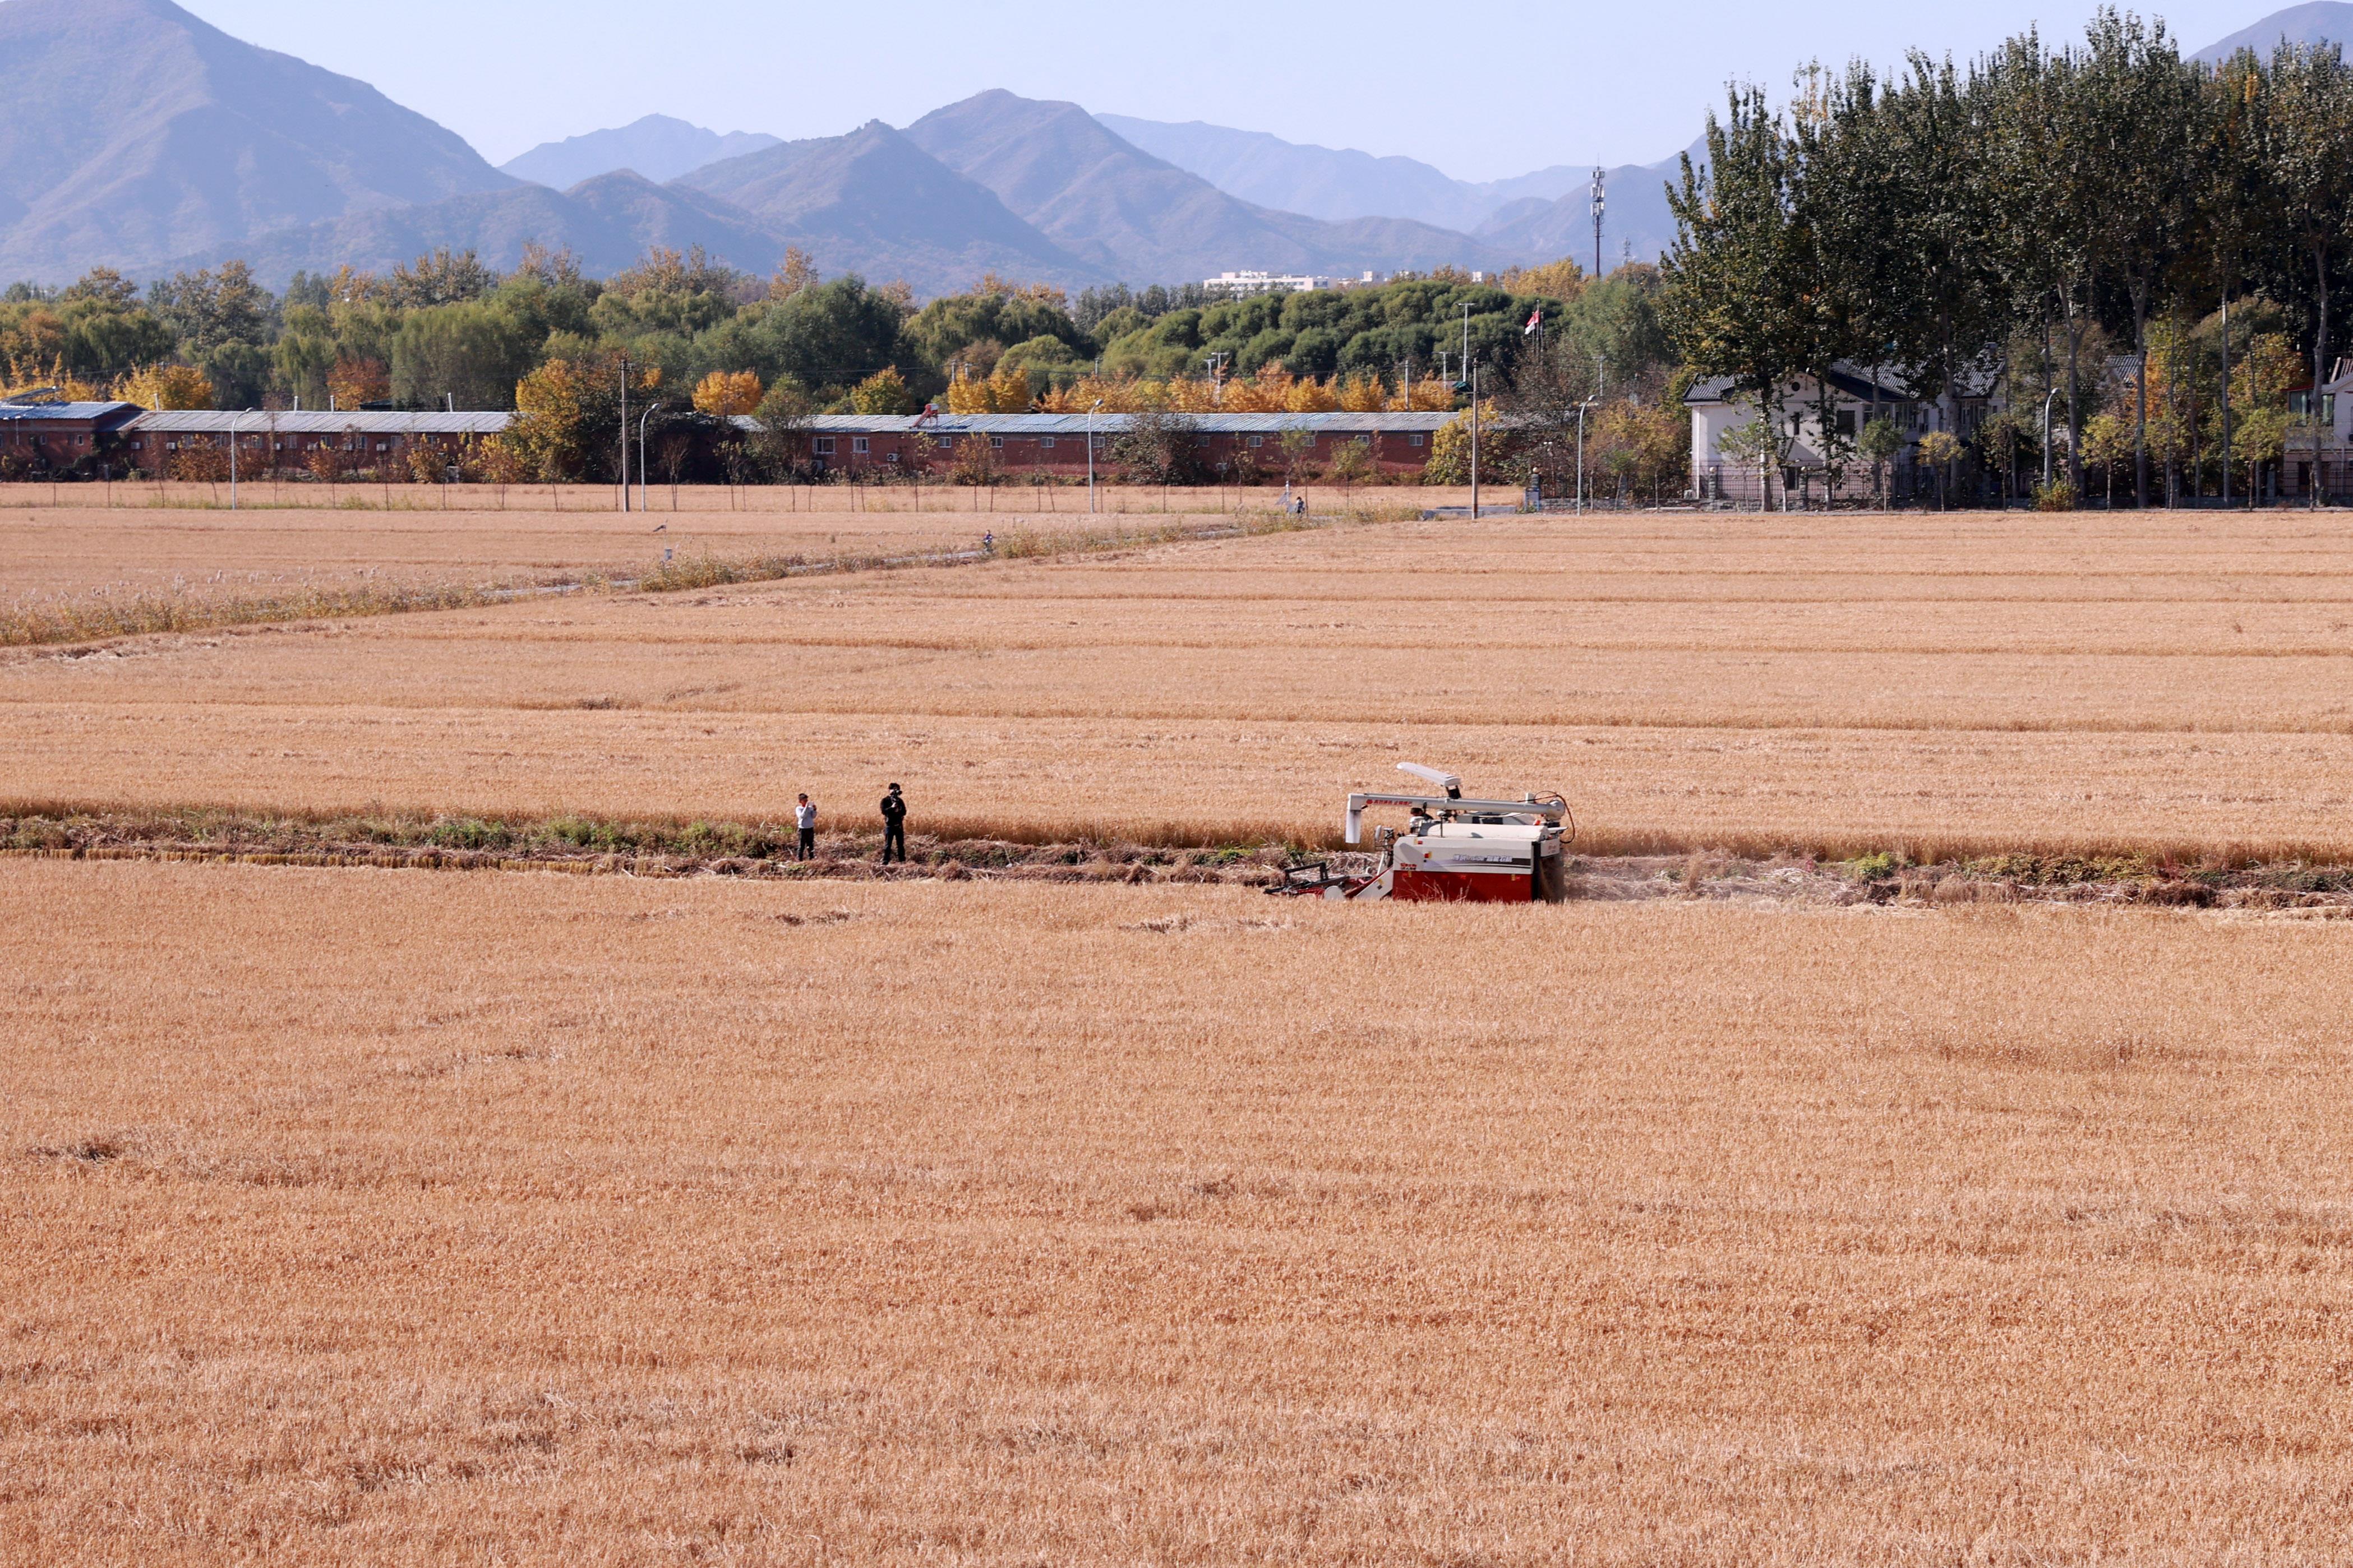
[128, 410, 513, 435]
[0, 400, 138, 422]
[804, 411, 1455, 434]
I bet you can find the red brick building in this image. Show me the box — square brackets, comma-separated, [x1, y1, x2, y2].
[0, 399, 142, 475]
[123, 410, 512, 470]
[800, 411, 1450, 479]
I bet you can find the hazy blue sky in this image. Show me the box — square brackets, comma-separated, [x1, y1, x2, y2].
[181, 0, 2275, 179]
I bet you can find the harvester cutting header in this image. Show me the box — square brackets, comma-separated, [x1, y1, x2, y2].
[1275, 765, 1575, 903]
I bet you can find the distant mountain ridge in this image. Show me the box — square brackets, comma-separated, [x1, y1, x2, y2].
[1095, 115, 1599, 233]
[678, 120, 1109, 295]
[0, 0, 514, 281]
[1091, 112, 1696, 266]
[501, 115, 782, 188]
[178, 172, 793, 283]
[2193, 1, 2353, 62]
[1, 0, 1616, 294]
[905, 91, 1508, 285]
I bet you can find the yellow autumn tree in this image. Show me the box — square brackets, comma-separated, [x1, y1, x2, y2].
[113, 363, 214, 409]
[1284, 376, 1340, 413]
[4, 355, 104, 402]
[945, 362, 1034, 413]
[850, 367, 918, 414]
[499, 359, 588, 480]
[1337, 373, 1388, 412]
[693, 370, 763, 417]
[768, 248, 819, 300]
[1037, 376, 1162, 413]
[328, 357, 390, 409]
[1502, 258, 1586, 299]
[1387, 376, 1457, 412]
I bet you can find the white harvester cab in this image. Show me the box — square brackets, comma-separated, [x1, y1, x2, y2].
[1274, 765, 1574, 904]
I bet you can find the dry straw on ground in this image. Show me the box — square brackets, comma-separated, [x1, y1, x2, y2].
[5, 507, 2353, 859]
[8, 860, 2353, 1564]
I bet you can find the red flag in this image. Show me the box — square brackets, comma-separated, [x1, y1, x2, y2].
[1523, 309, 1542, 336]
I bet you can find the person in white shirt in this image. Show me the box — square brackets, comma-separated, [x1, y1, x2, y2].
[795, 794, 817, 860]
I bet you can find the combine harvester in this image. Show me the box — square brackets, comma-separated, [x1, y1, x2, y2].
[1274, 765, 1575, 904]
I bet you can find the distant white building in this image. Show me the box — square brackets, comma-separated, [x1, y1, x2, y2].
[1202, 271, 1331, 298]
[1685, 363, 1989, 506]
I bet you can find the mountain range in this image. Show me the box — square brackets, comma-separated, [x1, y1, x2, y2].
[2192, 0, 2353, 61]
[1, 0, 2333, 295]
[0, 0, 513, 281]
[500, 115, 782, 189]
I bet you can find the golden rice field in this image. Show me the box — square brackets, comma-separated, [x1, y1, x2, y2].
[8, 861, 2353, 1564]
[4, 502, 2352, 857]
[9, 500, 2353, 1562]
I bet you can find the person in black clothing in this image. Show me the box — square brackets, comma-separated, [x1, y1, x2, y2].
[879, 782, 907, 864]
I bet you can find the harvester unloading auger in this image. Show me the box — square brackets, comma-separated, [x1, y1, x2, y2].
[1272, 765, 1576, 903]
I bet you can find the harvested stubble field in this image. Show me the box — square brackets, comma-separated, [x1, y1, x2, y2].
[4, 505, 2353, 858]
[10, 503, 2353, 1562]
[7, 860, 2353, 1564]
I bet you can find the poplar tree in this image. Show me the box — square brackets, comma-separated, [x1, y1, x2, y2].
[2264, 41, 2353, 507]
[1662, 85, 1811, 507]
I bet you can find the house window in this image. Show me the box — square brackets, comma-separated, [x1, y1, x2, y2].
[852, 437, 869, 454]
[1248, 434, 1265, 447]
[1409, 433, 1425, 448]
[1041, 436, 1056, 448]
[813, 436, 836, 455]
[165, 440, 179, 451]
[1834, 409, 1858, 436]
[375, 442, 389, 452]
[130, 439, 143, 451]
[990, 436, 1004, 449]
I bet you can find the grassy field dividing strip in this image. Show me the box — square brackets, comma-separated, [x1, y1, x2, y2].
[8, 803, 2353, 907]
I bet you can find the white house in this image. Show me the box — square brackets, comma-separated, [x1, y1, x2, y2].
[1685, 363, 1985, 506]
[2286, 357, 2353, 502]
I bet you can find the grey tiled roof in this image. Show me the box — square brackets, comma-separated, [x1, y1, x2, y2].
[128, 410, 513, 434]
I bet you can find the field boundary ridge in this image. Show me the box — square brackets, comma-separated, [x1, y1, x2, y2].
[8, 806, 2353, 913]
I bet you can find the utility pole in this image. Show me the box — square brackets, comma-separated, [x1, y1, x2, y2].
[1577, 399, 1595, 514]
[1469, 359, 1480, 519]
[639, 401, 658, 513]
[1086, 398, 1102, 512]
[229, 409, 251, 510]
[617, 356, 630, 512]
[1205, 351, 1230, 405]
[1590, 166, 1607, 281]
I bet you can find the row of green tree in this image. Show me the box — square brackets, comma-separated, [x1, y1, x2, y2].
[4, 241, 1676, 430]
[1662, 11, 2353, 505]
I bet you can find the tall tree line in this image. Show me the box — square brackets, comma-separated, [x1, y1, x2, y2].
[1663, 11, 2353, 506]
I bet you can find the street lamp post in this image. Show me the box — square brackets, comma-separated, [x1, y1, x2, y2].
[1576, 399, 1598, 514]
[617, 357, 630, 513]
[639, 403, 659, 513]
[1086, 399, 1103, 512]
[229, 408, 252, 510]
[1459, 362, 1478, 521]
